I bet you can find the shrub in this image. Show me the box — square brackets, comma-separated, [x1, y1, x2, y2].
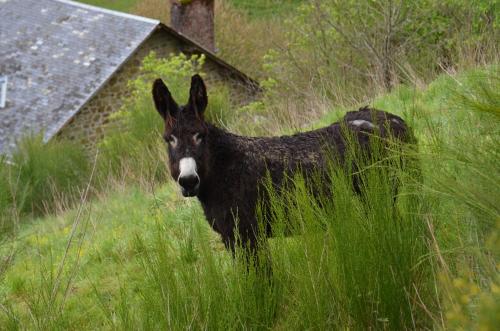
[427, 69, 500, 330]
[0, 158, 14, 233]
[262, 0, 499, 103]
[9, 135, 90, 216]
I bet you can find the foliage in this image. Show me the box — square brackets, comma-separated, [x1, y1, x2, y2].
[262, 0, 499, 104]
[0, 137, 90, 243]
[257, 143, 431, 329]
[420, 68, 500, 330]
[1, 67, 498, 329]
[451, 69, 500, 118]
[0, 158, 13, 233]
[1, 0, 499, 328]
[0, 136, 90, 225]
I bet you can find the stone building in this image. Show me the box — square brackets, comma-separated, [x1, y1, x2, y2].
[0, 0, 259, 155]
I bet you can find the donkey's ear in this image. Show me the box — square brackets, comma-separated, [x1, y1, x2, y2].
[152, 78, 178, 120]
[188, 74, 208, 115]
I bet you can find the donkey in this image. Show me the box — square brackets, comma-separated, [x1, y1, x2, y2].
[152, 75, 415, 255]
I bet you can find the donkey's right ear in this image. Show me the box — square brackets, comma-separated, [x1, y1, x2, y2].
[152, 78, 178, 120]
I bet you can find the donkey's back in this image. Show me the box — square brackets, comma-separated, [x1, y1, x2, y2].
[232, 106, 413, 179]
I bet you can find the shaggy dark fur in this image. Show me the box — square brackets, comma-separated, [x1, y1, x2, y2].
[152, 75, 415, 253]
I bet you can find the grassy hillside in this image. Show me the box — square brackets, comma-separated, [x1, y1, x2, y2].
[1, 1, 497, 329]
[1, 66, 498, 329]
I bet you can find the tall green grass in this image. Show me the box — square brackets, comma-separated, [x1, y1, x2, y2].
[10, 135, 90, 215]
[1, 136, 433, 330]
[0, 67, 498, 329]
[0, 136, 90, 237]
[255, 131, 431, 329]
[425, 71, 499, 330]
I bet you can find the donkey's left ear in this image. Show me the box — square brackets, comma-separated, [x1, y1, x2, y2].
[188, 74, 208, 116]
[152, 78, 178, 120]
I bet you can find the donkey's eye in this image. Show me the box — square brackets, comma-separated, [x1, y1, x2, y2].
[193, 133, 204, 145]
[164, 134, 178, 148]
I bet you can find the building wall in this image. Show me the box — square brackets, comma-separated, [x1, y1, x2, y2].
[58, 29, 258, 150]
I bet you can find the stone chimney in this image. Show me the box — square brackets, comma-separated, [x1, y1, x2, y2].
[170, 0, 215, 52]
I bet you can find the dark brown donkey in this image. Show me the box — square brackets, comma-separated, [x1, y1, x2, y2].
[152, 75, 415, 255]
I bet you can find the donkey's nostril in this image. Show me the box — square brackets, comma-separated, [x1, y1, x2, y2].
[178, 175, 200, 191]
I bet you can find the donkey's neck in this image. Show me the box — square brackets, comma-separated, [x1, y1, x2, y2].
[196, 124, 243, 201]
[208, 124, 244, 169]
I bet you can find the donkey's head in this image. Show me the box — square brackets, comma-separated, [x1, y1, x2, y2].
[152, 75, 209, 197]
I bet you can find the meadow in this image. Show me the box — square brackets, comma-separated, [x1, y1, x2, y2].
[0, 1, 499, 330]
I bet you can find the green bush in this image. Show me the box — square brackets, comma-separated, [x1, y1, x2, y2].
[8, 135, 90, 216]
[451, 68, 500, 119]
[0, 158, 14, 233]
[262, 0, 499, 103]
[425, 70, 500, 330]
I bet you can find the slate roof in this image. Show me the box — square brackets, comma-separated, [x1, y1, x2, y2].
[0, 0, 163, 155]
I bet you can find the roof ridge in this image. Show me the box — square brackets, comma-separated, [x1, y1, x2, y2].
[53, 0, 159, 25]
